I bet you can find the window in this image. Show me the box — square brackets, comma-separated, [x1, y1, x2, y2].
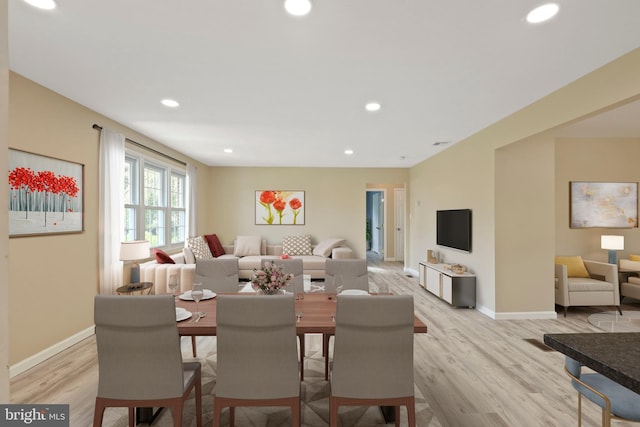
[124, 152, 186, 249]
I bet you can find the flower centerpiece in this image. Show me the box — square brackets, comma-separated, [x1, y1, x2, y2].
[251, 261, 294, 295]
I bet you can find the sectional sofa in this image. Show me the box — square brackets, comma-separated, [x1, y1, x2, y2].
[140, 235, 353, 294]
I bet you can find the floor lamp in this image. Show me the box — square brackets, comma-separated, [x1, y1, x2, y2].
[120, 240, 150, 285]
[601, 235, 624, 265]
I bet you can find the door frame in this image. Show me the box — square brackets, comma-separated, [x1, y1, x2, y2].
[394, 187, 405, 262]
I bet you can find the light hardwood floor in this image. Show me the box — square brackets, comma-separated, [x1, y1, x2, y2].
[11, 259, 640, 426]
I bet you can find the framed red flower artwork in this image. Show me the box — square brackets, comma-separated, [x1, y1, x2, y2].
[255, 190, 305, 225]
[9, 148, 84, 237]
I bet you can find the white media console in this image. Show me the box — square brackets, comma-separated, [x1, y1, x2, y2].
[418, 262, 476, 308]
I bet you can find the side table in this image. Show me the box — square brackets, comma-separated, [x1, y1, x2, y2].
[116, 282, 153, 295]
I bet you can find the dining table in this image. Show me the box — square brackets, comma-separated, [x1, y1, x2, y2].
[175, 292, 428, 336]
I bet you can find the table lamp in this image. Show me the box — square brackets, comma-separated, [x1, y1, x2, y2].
[601, 235, 624, 265]
[120, 240, 150, 285]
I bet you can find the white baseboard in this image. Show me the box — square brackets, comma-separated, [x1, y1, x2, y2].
[472, 305, 557, 320]
[493, 310, 558, 320]
[10, 326, 95, 378]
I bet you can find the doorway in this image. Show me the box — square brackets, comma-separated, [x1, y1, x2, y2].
[366, 190, 385, 261]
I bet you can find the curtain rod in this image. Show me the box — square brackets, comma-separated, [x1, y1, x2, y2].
[92, 124, 187, 166]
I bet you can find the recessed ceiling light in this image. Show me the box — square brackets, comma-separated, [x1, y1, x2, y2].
[526, 3, 559, 24]
[365, 102, 381, 112]
[224, 148, 233, 153]
[161, 99, 180, 108]
[344, 149, 354, 155]
[23, 0, 56, 10]
[284, 0, 312, 16]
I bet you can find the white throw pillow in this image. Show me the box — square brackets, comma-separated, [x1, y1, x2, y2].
[183, 246, 196, 264]
[234, 235, 262, 256]
[312, 238, 346, 257]
[186, 236, 214, 260]
[283, 235, 312, 256]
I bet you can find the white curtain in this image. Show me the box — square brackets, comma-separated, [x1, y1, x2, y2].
[186, 163, 197, 238]
[99, 128, 125, 295]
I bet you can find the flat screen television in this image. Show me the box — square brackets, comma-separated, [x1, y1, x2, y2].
[436, 209, 472, 252]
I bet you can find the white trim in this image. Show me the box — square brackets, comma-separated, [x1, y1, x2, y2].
[9, 326, 95, 378]
[493, 311, 558, 320]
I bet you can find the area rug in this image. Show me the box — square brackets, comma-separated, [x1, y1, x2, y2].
[587, 310, 640, 332]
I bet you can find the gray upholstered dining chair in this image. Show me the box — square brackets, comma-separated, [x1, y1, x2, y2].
[261, 258, 307, 379]
[192, 258, 240, 356]
[329, 295, 416, 427]
[323, 258, 370, 379]
[324, 258, 369, 293]
[564, 356, 640, 426]
[213, 294, 301, 427]
[194, 258, 240, 293]
[93, 295, 202, 427]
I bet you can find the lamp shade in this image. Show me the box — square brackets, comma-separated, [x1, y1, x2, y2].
[601, 235, 624, 251]
[119, 240, 150, 261]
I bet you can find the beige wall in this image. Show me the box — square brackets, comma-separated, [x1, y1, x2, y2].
[495, 133, 556, 314]
[408, 48, 640, 318]
[8, 73, 209, 365]
[206, 167, 408, 258]
[555, 137, 640, 260]
[1, 0, 9, 401]
[409, 135, 497, 314]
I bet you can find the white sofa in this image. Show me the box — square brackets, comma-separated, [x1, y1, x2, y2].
[140, 242, 353, 294]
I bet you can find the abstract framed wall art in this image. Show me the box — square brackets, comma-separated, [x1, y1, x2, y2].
[570, 181, 638, 228]
[8, 148, 85, 237]
[255, 190, 305, 225]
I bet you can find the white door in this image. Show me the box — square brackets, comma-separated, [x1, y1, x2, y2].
[394, 188, 405, 261]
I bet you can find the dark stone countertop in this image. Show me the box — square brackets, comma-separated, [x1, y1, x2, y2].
[544, 332, 640, 394]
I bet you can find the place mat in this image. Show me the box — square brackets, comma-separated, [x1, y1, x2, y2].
[587, 310, 640, 332]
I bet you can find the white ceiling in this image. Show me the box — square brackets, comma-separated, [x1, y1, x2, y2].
[8, 0, 640, 168]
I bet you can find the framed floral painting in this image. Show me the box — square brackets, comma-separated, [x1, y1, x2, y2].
[255, 190, 305, 225]
[8, 148, 84, 237]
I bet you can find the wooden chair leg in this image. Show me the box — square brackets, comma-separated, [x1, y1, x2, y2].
[195, 371, 202, 427]
[212, 397, 222, 427]
[92, 399, 106, 427]
[171, 404, 183, 427]
[329, 397, 339, 427]
[128, 407, 135, 427]
[229, 407, 235, 427]
[395, 406, 400, 427]
[298, 334, 305, 381]
[324, 334, 332, 381]
[191, 336, 197, 357]
[407, 398, 417, 427]
[291, 398, 301, 427]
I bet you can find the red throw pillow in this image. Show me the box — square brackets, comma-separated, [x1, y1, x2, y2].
[280, 253, 290, 259]
[204, 233, 226, 258]
[152, 248, 175, 264]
